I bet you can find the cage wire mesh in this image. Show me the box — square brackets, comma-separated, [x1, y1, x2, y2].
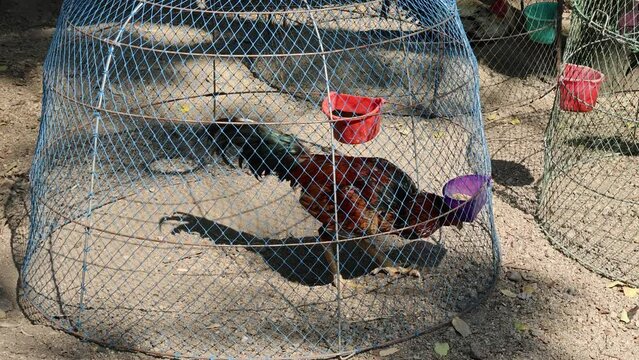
[452, 0, 564, 213]
[460, 0, 561, 111]
[539, 0, 639, 286]
[21, 0, 500, 358]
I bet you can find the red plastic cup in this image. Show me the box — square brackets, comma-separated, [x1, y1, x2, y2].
[490, 0, 509, 18]
[321, 92, 385, 145]
[558, 64, 605, 113]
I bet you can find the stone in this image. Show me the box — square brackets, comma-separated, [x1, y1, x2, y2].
[470, 343, 486, 359]
[507, 270, 522, 282]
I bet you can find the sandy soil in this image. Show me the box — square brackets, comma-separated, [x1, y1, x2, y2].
[1, 1, 638, 359]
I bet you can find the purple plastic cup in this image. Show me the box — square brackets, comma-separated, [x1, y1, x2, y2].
[442, 175, 492, 223]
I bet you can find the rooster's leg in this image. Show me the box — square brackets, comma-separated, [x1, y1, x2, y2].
[322, 242, 345, 289]
[357, 237, 393, 268]
[359, 238, 421, 279]
[319, 227, 346, 290]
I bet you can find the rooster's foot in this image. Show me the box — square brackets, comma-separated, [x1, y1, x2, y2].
[330, 274, 364, 293]
[371, 266, 421, 278]
[330, 274, 347, 293]
[158, 212, 199, 234]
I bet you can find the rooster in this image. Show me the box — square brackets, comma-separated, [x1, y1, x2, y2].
[205, 118, 463, 289]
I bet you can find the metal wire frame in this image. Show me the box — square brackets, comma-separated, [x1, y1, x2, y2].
[32, 178, 492, 249]
[49, 90, 475, 126]
[47, 7, 472, 126]
[20, 276, 497, 360]
[539, 0, 639, 286]
[67, 4, 461, 58]
[22, 0, 500, 358]
[140, 0, 384, 15]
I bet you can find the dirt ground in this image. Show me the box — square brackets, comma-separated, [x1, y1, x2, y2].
[1, 0, 638, 359]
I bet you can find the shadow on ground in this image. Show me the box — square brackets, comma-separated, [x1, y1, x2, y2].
[566, 135, 639, 157]
[491, 159, 535, 187]
[159, 212, 447, 286]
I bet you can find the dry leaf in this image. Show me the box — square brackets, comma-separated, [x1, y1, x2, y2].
[514, 320, 528, 332]
[619, 310, 630, 323]
[486, 113, 498, 121]
[500, 289, 517, 298]
[452, 317, 471, 337]
[622, 287, 638, 298]
[626, 122, 636, 129]
[509, 118, 521, 125]
[179, 104, 190, 113]
[379, 347, 399, 357]
[434, 342, 449, 357]
[433, 131, 445, 139]
[607, 281, 625, 288]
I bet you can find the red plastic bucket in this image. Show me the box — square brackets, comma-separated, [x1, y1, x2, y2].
[321, 92, 385, 144]
[558, 64, 604, 112]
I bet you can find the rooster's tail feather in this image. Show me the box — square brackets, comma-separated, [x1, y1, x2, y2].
[206, 118, 307, 185]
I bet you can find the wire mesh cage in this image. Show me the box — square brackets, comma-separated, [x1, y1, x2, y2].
[539, 0, 639, 286]
[21, 0, 500, 358]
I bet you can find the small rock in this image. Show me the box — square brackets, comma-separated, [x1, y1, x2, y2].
[517, 292, 532, 300]
[470, 343, 486, 359]
[468, 288, 478, 299]
[566, 287, 577, 295]
[0, 310, 6, 319]
[507, 270, 522, 282]
[521, 272, 533, 281]
[530, 329, 544, 338]
[597, 306, 610, 315]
